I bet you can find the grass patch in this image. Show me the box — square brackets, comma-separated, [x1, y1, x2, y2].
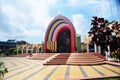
[89, 77, 120, 80]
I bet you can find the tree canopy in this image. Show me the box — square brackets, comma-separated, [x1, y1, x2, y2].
[88, 16, 120, 52]
[17, 40, 29, 45]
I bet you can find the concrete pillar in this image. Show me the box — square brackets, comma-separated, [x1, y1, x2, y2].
[94, 43, 97, 52]
[76, 34, 81, 53]
[17, 48, 18, 55]
[106, 45, 110, 59]
[107, 45, 110, 55]
[105, 51, 108, 59]
[55, 41, 57, 52]
[26, 49, 28, 53]
[21, 47, 23, 54]
[98, 46, 101, 53]
[87, 43, 89, 52]
[86, 36, 90, 53]
[41, 42, 44, 53]
[37, 49, 39, 53]
[31, 49, 33, 53]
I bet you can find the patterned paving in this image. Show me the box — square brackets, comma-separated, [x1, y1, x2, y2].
[1, 57, 120, 80]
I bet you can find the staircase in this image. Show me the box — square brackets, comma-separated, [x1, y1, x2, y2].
[28, 53, 55, 60]
[44, 53, 105, 65]
[67, 53, 105, 65]
[14, 53, 29, 57]
[44, 53, 70, 65]
[90, 52, 106, 60]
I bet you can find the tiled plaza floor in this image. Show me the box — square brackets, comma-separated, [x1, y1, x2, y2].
[1, 57, 120, 80]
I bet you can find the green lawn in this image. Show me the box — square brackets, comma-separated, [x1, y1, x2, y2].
[90, 77, 120, 80]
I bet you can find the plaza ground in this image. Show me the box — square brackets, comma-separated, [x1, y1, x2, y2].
[1, 57, 120, 80]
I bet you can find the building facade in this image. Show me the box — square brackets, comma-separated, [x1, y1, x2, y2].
[17, 44, 43, 54]
[0, 41, 16, 55]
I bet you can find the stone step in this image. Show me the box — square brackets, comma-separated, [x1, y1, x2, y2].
[44, 53, 106, 65]
[14, 53, 29, 57]
[29, 53, 55, 60]
[67, 60, 104, 63]
[66, 62, 104, 65]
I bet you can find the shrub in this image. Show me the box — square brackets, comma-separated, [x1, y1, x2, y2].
[0, 62, 8, 77]
[111, 48, 120, 61]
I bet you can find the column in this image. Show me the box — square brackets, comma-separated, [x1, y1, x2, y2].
[94, 43, 97, 52]
[98, 46, 101, 53]
[87, 43, 89, 52]
[106, 45, 110, 59]
[22, 48, 23, 54]
[55, 41, 57, 52]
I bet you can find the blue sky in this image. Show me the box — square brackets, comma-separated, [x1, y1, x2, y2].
[0, 0, 120, 43]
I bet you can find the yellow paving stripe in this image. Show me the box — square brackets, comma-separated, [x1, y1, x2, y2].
[16, 58, 42, 65]
[18, 60, 34, 66]
[82, 66, 101, 77]
[48, 65, 67, 80]
[18, 59, 36, 65]
[2, 57, 120, 80]
[8, 65, 26, 72]
[14, 60, 28, 66]
[103, 64, 120, 73]
[21, 59, 41, 65]
[69, 66, 84, 78]
[25, 59, 43, 65]
[28, 66, 57, 80]
[4, 65, 34, 78]
[7, 60, 26, 71]
[10, 60, 24, 66]
[93, 65, 118, 76]
[3, 61, 14, 68]
[7, 65, 43, 80]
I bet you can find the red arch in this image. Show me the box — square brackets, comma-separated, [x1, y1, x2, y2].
[55, 26, 75, 53]
[44, 25, 75, 53]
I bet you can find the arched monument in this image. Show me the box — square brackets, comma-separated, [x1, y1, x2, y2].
[44, 15, 76, 53]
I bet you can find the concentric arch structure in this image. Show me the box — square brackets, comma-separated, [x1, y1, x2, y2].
[44, 15, 76, 53]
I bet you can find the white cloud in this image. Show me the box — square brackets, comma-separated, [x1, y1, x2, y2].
[72, 14, 86, 36]
[72, 14, 87, 42]
[0, 0, 57, 43]
[0, 0, 117, 43]
[30, 1, 52, 27]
